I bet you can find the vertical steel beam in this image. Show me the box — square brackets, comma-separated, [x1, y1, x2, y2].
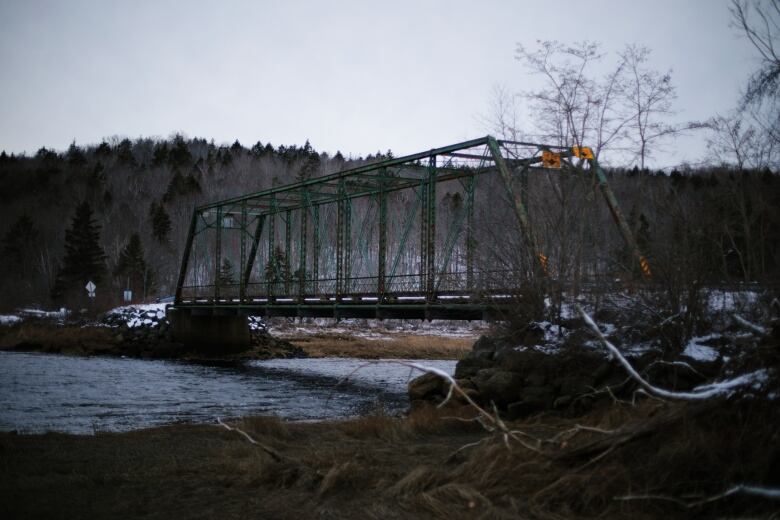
[419, 181, 427, 293]
[285, 209, 292, 294]
[378, 168, 387, 297]
[313, 204, 320, 295]
[239, 201, 247, 302]
[299, 191, 309, 300]
[336, 181, 344, 299]
[174, 210, 198, 304]
[344, 196, 352, 294]
[466, 173, 476, 291]
[426, 155, 437, 301]
[214, 206, 223, 300]
[268, 195, 276, 300]
[243, 214, 265, 296]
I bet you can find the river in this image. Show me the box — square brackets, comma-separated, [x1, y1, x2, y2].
[0, 351, 456, 434]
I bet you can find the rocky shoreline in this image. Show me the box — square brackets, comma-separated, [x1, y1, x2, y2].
[0, 305, 306, 361]
[410, 315, 779, 418]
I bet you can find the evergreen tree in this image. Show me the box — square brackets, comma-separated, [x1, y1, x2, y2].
[67, 141, 87, 167]
[152, 142, 169, 166]
[52, 202, 107, 299]
[217, 258, 236, 287]
[114, 233, 152, 298]
[264, 246, 291, 290]
[116, 138, 136, 166]
[95, 141, 111, 157]
[250, 141, 265, 157]
[149, 202, 172, 243]
[168, 135, 191, 168]
[1, 215, 39, 278]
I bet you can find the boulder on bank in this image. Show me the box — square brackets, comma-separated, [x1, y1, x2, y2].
[409, 320, 739, 418]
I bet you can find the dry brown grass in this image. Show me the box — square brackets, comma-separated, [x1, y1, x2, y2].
[2, 398, 777, 519]
[288, 333, 474, 359]
[0, 323, 116, 355]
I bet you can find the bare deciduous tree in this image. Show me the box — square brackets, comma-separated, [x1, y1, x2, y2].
[707, 112, 776, 169]
[731, 0, 780, 149]
[507, 40, 689, 167]
[620, 44, 688, 169]
[514, 40, 629, 158]
[731, 0, 780, 107]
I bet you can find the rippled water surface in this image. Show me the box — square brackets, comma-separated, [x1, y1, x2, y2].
[0, 352, 455, 434]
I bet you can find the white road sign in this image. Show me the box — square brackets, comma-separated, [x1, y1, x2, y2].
[86, 281, 96, 298]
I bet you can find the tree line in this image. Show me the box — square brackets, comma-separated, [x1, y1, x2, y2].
[0, 137, 393, 310]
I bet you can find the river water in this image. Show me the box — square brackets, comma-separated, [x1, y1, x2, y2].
[0, 352, 456, 434]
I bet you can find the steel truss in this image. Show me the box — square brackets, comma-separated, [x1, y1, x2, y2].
[173, 136, 649, 320]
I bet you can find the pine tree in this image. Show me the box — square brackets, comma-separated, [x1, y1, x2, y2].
[168, 135, 191, 168]
[95, 141, 111, 157]
[116, 138, 136, 166]
[217, 258, 236, 287]
[114, 233, 152, 298]
[149, 202, 172, 243]
[67, 141, 87, 167]
[264, 246, 291, 290]
[52, 202, 107, 299]
[152, 142, 169, 166]
[1, 215, 39, 278]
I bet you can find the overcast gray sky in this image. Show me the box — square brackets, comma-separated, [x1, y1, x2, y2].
[0, 0, 757, 167]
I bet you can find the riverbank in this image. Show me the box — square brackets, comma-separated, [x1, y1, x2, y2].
[2, 398, 778, 520]
[0, 321, 305, 361]
[0, 309, 483, 361]
[267, 318, 484, 359]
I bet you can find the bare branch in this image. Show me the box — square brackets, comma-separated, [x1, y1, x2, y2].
[577, 305, 768, 400]
[732, 313, 770, 336]
[216, 417, 284, 462]
[616, 483, 780, 508]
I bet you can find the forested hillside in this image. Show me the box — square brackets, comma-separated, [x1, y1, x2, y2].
[0, 134, 778, 312]
[0, 136, 392, 309]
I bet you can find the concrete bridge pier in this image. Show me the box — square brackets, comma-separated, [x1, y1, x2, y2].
[167, 307, 250, 352]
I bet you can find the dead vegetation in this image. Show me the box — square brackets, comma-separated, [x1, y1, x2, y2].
[0, 322, 116, 355]
[2, 396, 778, 519]
[283, 332, 474, 360]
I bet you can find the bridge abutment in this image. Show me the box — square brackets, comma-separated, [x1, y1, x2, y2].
[167, 307, 250, 352]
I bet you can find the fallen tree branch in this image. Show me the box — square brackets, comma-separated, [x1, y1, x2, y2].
[643, 359, 705, 380]
[732, 313, 769, 337]
[340, 359, 548, 453]
[216, 417, 285, 462]
[615, 484, 780, 508]
[554, 399, 717, 464]
[576, 305, 766, 401]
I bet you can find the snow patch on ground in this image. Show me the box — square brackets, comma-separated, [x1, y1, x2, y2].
[707, 290, 759, 313]
[106, 303, 168, 316]
[0, 315, 22, 326]
[683, 334, 721, 362]
[268, 318, 487, 340]
[18, 308, 69, 319]
[514, 344, 562, 355]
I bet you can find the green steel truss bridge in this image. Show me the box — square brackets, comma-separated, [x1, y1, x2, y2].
[173, 136, 649, 321]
